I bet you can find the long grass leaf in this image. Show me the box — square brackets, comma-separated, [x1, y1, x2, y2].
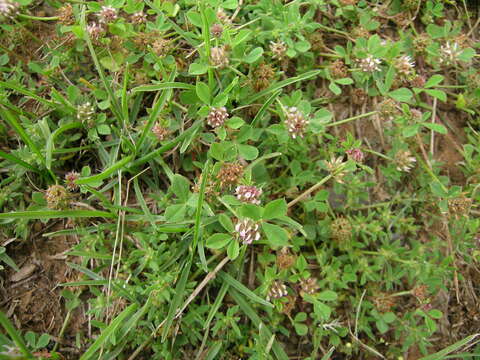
[204, 281, 229, 329]
[204, 342, 222, 360]
[131, 82, 195, 93]
[229, 288, 288, 360]
[46, 121, 82, 170]
[0, 311, 34, 359]
[80, 304, 138, 360]
[251, 90, 281, 127]
[219, 272, 272, 307]
[420, 334, 480, 360]
[194, 159, 210, 270]
[0, 150, 40, 172]
[0, 81, 58, 108]
[75, 155, 134, 185]
[0, 210, 115, 220]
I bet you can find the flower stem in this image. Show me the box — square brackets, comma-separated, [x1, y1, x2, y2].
[18, 13, 59, 21]
[326, 111, 377, 127]
[288, 174, 333, 208]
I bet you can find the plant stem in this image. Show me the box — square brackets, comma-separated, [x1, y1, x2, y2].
[18, 13, 59, 21]
[288, 174, 333, 208]
[326, 111, 377, 127]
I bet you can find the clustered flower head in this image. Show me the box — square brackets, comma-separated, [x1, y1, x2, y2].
[98, 5, 117, 23]
[395, 149, 416, 172]
[65, 171, 80, 191]
[299, 277, 319, 296]
[216, 8, 230, 24]
[395, 55, 415, 77]
[277, 247, 296, 270]
[77, 102, 95, 125]
[330, 217, 352, 243]
[358, 55, 382, 73]
[87, 22, 105, 41]
[235, 185, 262, 205]
[152, 122, 169, 141]
[448, 195, 472, 217]
[131, 11, 147, 24]
[207, 107, 228, 128]
[0, 0, 19, 19]
[58, 4, 74, 25]
[45, 185, 70, 210]
[439, 42, 462, 65]
[270, 40, 287, 59]
[378, 98, 400, 122]
[151, 38, 170, 57]
[253, 63, 275, 91]
[325, 156, 348, 183]
[210, 23, 223, 38]
[216, 162, 244, 188]
[329, 60, 348, 79]
[346, 148, 364, 162]
[285, 107, 308, 139]
[210, 46, 229, 68]
[235, 218, 261, 244]
[267, 281, 288, 301]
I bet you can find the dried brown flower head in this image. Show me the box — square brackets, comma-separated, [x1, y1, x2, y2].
[448, 195, 472, 217]
[378, 98, 400, 122]
[210, 46, 229, 68]
[329, 60, 348, 79]
[0, 0, 19, 19]
[253, 63, 275, 91]
[412, 284, 428, 302]
[270, 40, 287, 59]
[216, 163, 243, 188]
[131, 11, 147, 24]
[351, 88, 368, 106]
[374, 293, 396, 313]
[99, 5, 117, 23]
[45, 185, 70, 210]
[277, 247, 296, 270]
[58, 4, 75, 25]
[309, 32, 324, 51]
[151, 38, 170, 57]
[152, 123, 170, 141]
[210, 23, 223, 38]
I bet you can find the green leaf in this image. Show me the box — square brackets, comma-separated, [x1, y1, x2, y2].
[196, 81, 211, 105]
[424, 74, 444, 88]
[218, 213, 234, 232]
[295, 40, 311, 53]
[294, 322, 308, 336]
[335, 78, 353, 85]
[244, 47, 264, 63]
[382, 312, 396, 323]
[424, 89, 447, 102]
[262, 199, 287, 220]
[328, 82, 341, 95]
[262, 223, 289, 247]
[428, 309, 443, 319]
[318, 290, 337, 301]
[402, 124, 420, 137]
[376, 319, 389, 334]
[237, 144, 259, 160]
[238, 204, 263, 221]
[206, 233, 232, 249]
[0, 210, 114, 220]
[76, 155, 134, 185]
[423, 122, 447, 134]
[227, 240, 240, 259]
[171, 174, 191, 203]
[388, 88, 413, 102]
[189, 62, 208, 75]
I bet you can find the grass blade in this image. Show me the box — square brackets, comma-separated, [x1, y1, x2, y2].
[0, 210, 115, 220]
[0, 80, 58, 108]
[46, 121, 82, 170]
[75, 155, 134, 185]
[131, 82, 195, 93]
[219, 272, 272, 307]
[0, 311, 34, 359]
[251, 90, 281, 127]
[194, 159, 210, 270]
[79, 304, 138, 360]
[0, 149, 40, 172]
[229, 288, 288, 360]
[420, 334, 480, 360]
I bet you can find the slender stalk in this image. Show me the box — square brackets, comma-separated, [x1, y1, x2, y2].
[288, 174, 333, 208]
[326, 111, 377, 127]
[18, 14, 59, 21]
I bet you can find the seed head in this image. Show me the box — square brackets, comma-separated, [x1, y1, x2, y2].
[216, 163, 243, 189]
[412, 284, 428, 302]
[299, 277, 319, 296]
[277, 247, 296, 270]
[210, 46, 229, 68]
[77, 102, 95, 125]
[448, 195, 472, 217]
[65, 171, 80, 191]
[131, 11, 147, 24]
[99, 6, 117, 23]
[152, 123, 170, 141]
[45, 185, 70, 210]
[253, 63, 275, 91]
[346, 148, 364, 162]
[0, 0, 19, 19]
[216, 8, 230, 24]
[57, 4, 74, 25]
[325, 156, 347, 183]
[329, 59, 348, 79]
[351, 88, 368, 106]
[151, 38, 170, 57]
[358, 55, 381, 73]
[378, 98, 399, 122]
[410, 75, 426, 88]
[235, 185, 262, 205]
[210, 23, 223, 38]
[374, 293, 396, 313]
[330, 217, 352, 243]
[395, 150, 416, 172]
[235, 218, 261, 244]
[285, 107, 308, 139]
[351, 26, 370, 40]
[395, 55, 415, 77]
[413, 33, 431, 54]
[270, 41, 287, 59]
[207, 107, 228, 128]
[403, 0, 420, 10]
[309, 32, 324, 51]
[267, 281, 288, 301]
